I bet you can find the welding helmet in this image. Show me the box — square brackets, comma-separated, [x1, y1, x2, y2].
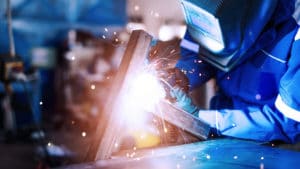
[181, 0, 278, 71]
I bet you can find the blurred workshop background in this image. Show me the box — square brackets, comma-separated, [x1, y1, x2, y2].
[0, 0, 299, 169]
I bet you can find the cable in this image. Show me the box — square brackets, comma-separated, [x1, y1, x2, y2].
[6, 0, 16, 58]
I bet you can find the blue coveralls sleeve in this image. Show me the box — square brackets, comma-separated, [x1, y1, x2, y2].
[198, 27, 300, 143]
[275, 28, 300, 122]
[176, 31, 216, 90]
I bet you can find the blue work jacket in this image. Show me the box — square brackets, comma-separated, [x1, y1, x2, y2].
[176, 1, 300, 143]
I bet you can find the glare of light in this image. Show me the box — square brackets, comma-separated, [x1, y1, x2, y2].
[164, 128, 168, 133]
[65, 52, 75, 61]
[104, 28, 108, 32]
[39, 101, 43, 105]
[126, 22, 146, 32]
[47, 142, 52, 146]
[233, 155, 238, 159]
[260, 156, 264, 160]
[102, 35, 106, 39]
[81, 132, 86, 137]
[201, 37, 224, 53]
[91, 84, 96, 90]
[256, 94, 261, 100]
[119, 71, 165, 128]
[206, 154, 211, 159]
[134, 5, 140, 11]
[158, 25, 186, 41]
[114, 143, 119, 148]
[260, 163, 264, 169]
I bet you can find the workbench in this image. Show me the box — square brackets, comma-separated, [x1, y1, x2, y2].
[57, 138, 300, 169]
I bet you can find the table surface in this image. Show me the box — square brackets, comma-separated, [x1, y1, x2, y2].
[57, 138, 300, 169]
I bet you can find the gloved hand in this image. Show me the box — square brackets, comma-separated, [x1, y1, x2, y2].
[159, 67, 190, 93]
[170, 87, 199, 115]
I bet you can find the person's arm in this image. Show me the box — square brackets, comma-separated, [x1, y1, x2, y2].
[176, 31, 217, 90]
[198, 27, 300, 144]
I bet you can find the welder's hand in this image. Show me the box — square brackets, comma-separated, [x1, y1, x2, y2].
[159, 67, 190, 93]
[170, 87, 199, 115]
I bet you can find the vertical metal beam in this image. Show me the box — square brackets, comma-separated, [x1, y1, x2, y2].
[86, 30, 153, 161]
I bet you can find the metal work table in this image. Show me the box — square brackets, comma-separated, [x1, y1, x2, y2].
[57, 138, 300, 169]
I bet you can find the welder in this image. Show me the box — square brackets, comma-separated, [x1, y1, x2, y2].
[161, 0, 300, 143]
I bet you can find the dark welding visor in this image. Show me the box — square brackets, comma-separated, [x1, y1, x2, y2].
[181, 0, 278, 71]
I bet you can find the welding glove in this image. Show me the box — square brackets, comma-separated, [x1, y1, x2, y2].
[170, 87, 199, 115]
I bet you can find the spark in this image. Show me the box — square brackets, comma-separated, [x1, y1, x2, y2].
[140, 133, 146, 139]
[130, 152, 136, 158]
[81, 132, 87, 137]
[256, 94, 261, 100]
[39, 101, 43, 105]
[134, 5, 140, 11]
[91, 84, 96, 90]
[47, 142, 52, 146]
[206, 154, 211, 159]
